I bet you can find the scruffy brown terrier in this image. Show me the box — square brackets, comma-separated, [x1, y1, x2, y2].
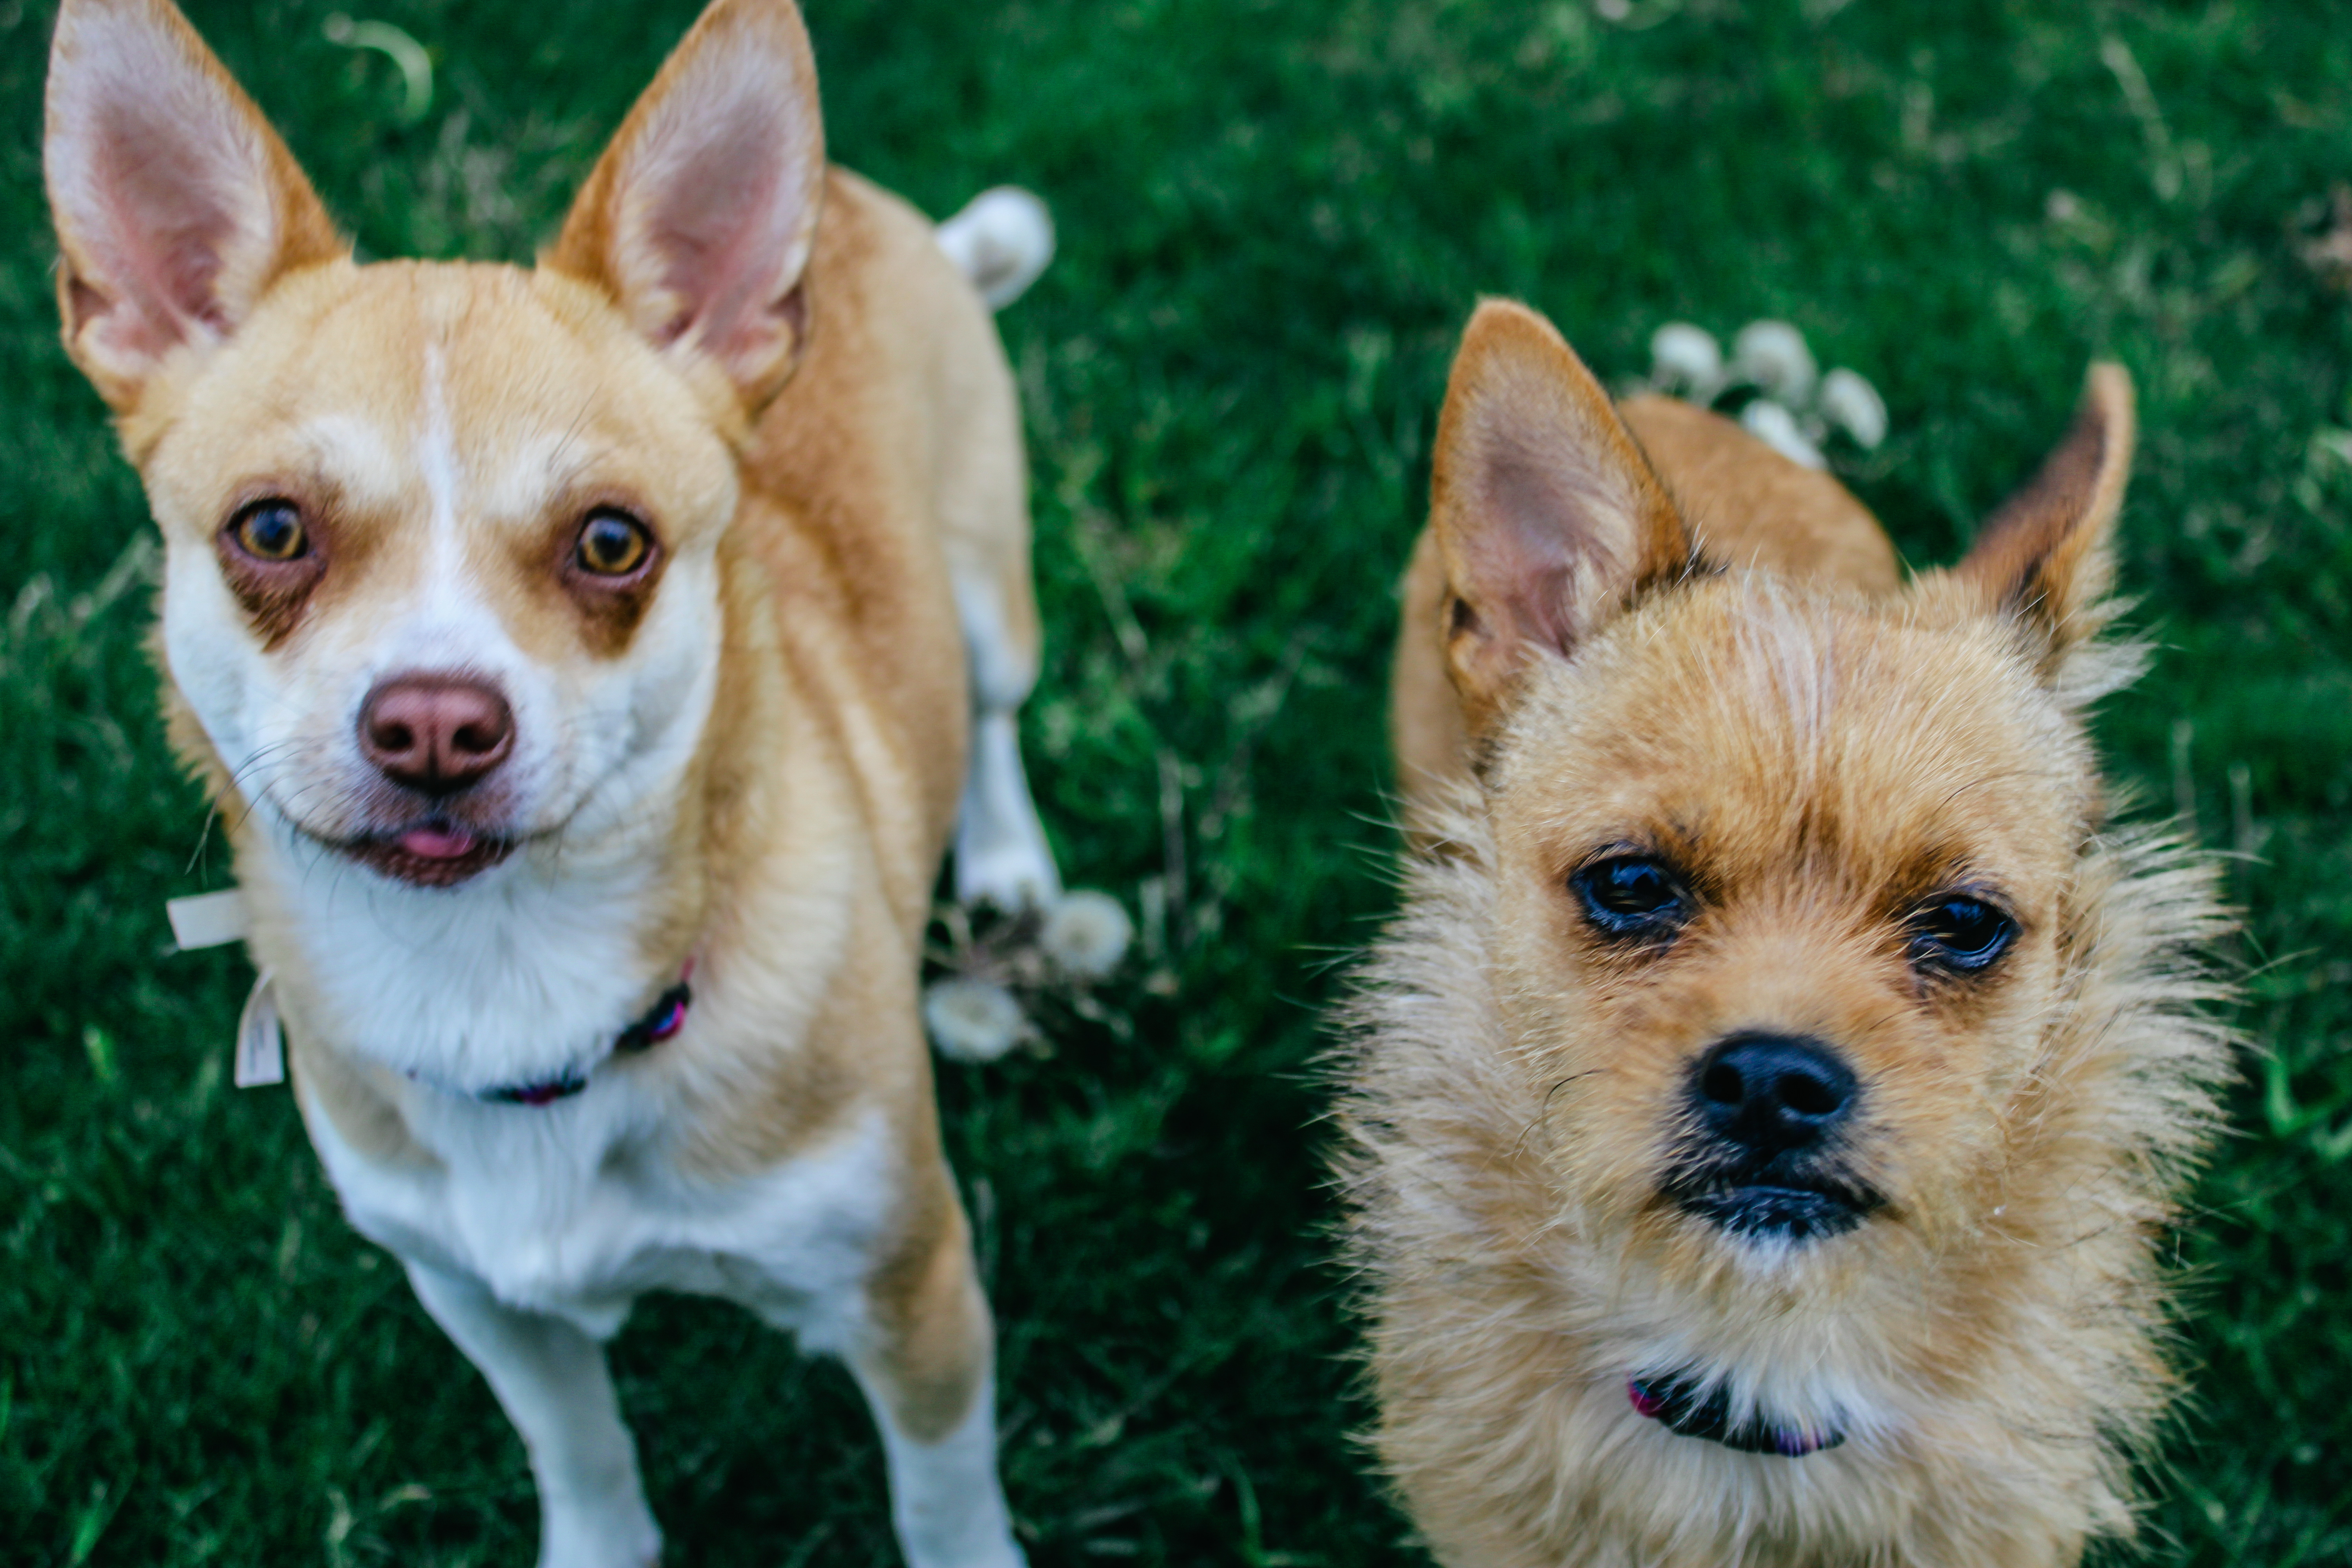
[1337, 299, 2236, 1568]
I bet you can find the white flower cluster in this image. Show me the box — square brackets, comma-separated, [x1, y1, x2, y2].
[922, 889, 1135, 1062]
[1646, 320, 1887, 471]
[922, 978, 1033, 1063]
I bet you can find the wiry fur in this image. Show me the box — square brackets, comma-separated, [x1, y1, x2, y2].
[1338, 755, 2234, 1566]
[1338, 301, 2238, 1568]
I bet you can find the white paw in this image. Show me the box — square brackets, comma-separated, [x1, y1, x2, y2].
[953, 838, 1058, 912]
[902, 1526, 1027, 1568]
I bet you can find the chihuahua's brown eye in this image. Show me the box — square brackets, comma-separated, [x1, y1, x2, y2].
[574, 510, 652, 577]
[231, 501, 307, 562]
[1572, 855, 1690, 940]
[1909, 895, 2015, 974]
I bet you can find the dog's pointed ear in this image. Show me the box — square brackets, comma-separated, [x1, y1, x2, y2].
[43, 0, 343, 412]
[547, 0, 826, 410]
[1956, 363, 2134, 675]
[1431, 299, 1691, 737]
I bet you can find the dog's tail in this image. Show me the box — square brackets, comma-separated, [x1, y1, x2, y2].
[935, 187, 1054, 311]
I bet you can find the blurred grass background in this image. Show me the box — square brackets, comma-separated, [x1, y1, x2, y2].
[4, 0, 2350, 1562]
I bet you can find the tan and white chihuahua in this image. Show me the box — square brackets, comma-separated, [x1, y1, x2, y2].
[44, 0, 1061, 1563]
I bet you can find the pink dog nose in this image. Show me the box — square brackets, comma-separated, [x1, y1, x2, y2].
[358, 674, 514, 794]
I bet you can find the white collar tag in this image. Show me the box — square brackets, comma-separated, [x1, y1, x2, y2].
[166, 890, 283, 1088]
[167, 889, 249, 950]
[235, 971, 286, 1089]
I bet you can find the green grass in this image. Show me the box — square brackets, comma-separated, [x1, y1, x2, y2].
[5, 0, 2350, 1562]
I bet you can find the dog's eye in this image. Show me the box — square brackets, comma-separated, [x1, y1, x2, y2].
[575, 510, 652, 577]
[230, 501, 307, 562]
[1571, 856, 1690, 938]
[1909, 896, 2015, 973]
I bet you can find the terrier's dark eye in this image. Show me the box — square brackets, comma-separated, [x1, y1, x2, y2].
[229, 500, 307, 562]
[1909, 896, 2015, 973]
[574, 510, 653, 577]
[1571, 856, 1690, 939]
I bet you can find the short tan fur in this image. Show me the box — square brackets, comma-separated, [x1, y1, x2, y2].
[45, 1, 1052, 1563]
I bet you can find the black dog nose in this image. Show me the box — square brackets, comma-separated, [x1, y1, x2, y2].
[1691, 1035, 1857, 1157]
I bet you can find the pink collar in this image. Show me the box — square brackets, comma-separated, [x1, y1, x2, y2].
[474, 958, 695, 1108]
[1629, 1373, 1844, 1457]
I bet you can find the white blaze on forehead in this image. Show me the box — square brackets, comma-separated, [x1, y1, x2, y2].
[369, 338, 530, 698]
[419, 342, 463, 555]
[416, 337, 624, 548]
[409, 342, 498, 641]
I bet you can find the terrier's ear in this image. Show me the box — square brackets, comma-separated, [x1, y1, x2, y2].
[547, 0, 826, 411]
[1957, 363, 2134, 675]
[44, 0, 343, 412]
[1431, 299, 1691, 738]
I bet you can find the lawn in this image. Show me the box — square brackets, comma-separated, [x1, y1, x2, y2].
[4, 0, 2350, 1563]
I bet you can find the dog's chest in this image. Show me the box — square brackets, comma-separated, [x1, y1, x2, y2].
[306, 1085, 897, 1336]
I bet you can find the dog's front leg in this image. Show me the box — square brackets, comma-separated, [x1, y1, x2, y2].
[405, 1262, 662, 1568]
[847, 1204, 1025, 1568]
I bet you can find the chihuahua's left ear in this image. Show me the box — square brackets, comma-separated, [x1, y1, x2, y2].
[44, 0, 344, 412]
[1957, 363, 2134, 677]
[548, 0, 826, 411]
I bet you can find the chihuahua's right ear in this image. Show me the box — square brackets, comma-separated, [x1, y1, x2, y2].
[1430, 300, 1691, 739]
[44, 0, 343, 412]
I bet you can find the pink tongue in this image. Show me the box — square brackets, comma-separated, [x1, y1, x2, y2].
[399, 825, 478, 859]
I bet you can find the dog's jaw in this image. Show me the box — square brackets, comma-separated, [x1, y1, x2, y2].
[244, 808, 680, 1094]
[1673, 1181, 1876, 1244]
[229, 623, 731, 1095]
[1663, 1142, 1884, 1248]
